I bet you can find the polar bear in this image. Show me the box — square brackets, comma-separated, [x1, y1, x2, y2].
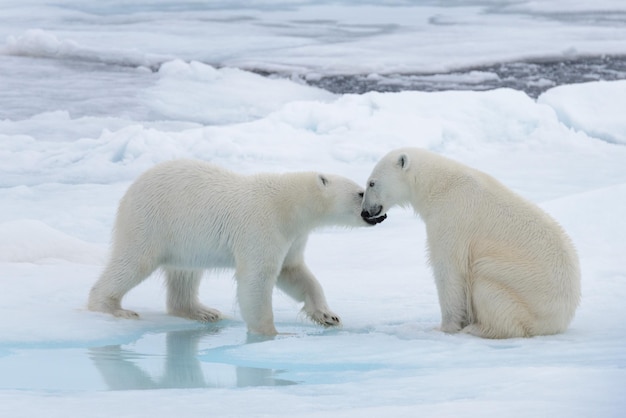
[88, 159, 381, 335]
[361, 148, 581, 338]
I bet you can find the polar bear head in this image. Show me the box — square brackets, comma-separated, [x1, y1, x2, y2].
[311, 173, 384, 228]
[361, 148, 414, 224]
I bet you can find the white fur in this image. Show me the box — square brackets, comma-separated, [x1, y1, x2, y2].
[362, 147, 581, 338]
[88, 159, 370, 335]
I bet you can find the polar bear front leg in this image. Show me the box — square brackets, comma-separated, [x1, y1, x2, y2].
[277, 264, 341, 327]
[431, 263, 470, 334]
[235, 262, 280, 336]
[165, 268, 222, 322]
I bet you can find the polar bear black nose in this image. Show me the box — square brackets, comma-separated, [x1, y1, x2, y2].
[361, 205, 382, 219]
[361, 207, 387, 225]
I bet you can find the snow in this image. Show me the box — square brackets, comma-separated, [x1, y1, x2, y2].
[538, 81, 626, 145]
[145, 60, 335, 125]
[1, 1, 625, 417]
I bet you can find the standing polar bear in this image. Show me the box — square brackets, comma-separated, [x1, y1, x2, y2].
[88, 159, 380, 336]
[361, 148, 581, 338]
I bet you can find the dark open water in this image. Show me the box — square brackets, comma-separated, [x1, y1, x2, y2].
[296, 55, 626, 97]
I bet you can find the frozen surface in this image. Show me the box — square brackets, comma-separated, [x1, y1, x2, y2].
[3, 0, 626, 120]
[3, 0, 626, 76]
[1, 1, 626, 417]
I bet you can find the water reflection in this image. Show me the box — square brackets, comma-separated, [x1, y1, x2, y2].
[89, 327, 296, 390]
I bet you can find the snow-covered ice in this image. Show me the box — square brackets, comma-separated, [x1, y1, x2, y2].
[1, 1, 625, 417]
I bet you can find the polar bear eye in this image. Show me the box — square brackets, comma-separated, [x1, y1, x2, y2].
[369, 181, 375, 188]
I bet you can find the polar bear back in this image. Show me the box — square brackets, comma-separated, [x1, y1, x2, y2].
[113, 160, 322, 270]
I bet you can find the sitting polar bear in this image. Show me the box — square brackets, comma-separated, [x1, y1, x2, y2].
[88, 159, 382, 335]
[361, 147, 581, 338]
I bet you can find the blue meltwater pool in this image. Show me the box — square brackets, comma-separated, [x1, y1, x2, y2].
[0, 326, 299, 392]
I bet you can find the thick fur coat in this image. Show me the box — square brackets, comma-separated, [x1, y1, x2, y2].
[361, 147, 581, 338]
[88, 159, 370, 335]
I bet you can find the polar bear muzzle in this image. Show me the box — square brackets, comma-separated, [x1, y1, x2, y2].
[361, 207, 387, 225]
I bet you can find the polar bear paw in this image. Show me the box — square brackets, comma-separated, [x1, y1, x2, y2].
[170, 305, 222, 323]
[194, 307, 222, 322]
[112, 308, 140, 319]
[438, 322, 463, 334]
[88, 300, 140, 319]
[308, 309, 341, 327]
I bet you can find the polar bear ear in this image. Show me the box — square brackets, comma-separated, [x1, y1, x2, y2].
[318, 174, 329, 187]
[397, 153, 410, 170]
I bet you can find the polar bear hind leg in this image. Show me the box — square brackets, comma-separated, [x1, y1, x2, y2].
[88, 253, 157, 319]
[462, 273, 533, 339]
[165, 268, 222, 322]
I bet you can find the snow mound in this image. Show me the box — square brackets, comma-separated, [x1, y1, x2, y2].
[0, 220, 104, 264]
[3, 29, 168, 69]
[538, 80, 626, 145]
[143, 60, 335, 125]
